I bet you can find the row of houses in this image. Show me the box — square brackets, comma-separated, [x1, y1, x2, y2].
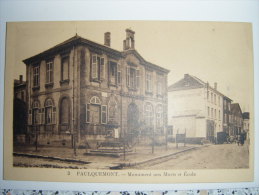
[13, 29, 250, 148]
[168, 74, 250, 143]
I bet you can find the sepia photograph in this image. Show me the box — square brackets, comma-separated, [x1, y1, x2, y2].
[4, 21, 254, 183]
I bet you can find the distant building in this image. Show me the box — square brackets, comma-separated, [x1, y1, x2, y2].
[243, 112, 250, 141]
[22, 29, 169, 148]
[229, 103, 243, 136]
[168, 74, 225, 143]
[223, 96, 232, 135]
[13, 75, 27, 142]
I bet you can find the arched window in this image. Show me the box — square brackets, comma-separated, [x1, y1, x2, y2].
[90, 96, 101, 105]
[32, 100, 40, 125]
[156, 105, 163, 128]
[45, 98, 55, 124]
[145, 103, 153, 127]
[59, 97, 70, 125]
[86, 96, 107, 124]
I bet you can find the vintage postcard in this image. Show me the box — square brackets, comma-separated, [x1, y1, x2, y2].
[4, 21, 254, 183]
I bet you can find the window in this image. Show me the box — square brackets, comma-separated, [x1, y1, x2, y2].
[45, 99, 55, 124]
[211, 108, 213, 118]
[117, 63, 121, 85]
[218, 97, 220, 106]
[109, 61, 117, 85]
[214, 94, 216, 104]
[126, 67, 139, 89]
[33, 66, 40, 87]
[86, 96, 107, 124]
[108, 99, 118, 123]
[59, 97, 70, 132]
[224, 114, 227, 123]
[156, 105, 163, 128]
[145, 103, 153, 127]
[208, 107, 210, 117]
[91, 54, 105, 81]
[219, 110, 220, 120]
[214, 109, 216, 119]
[157, 75, 163, 96]
[101, 105, 107, 124]
[61, 56, 69, 81]
[46, 60, 54, 84]
[32, 101, 40, 125]
[211, 92, 213, 103]
[207, 91, 210, 100]
[146, 71, 153, 93]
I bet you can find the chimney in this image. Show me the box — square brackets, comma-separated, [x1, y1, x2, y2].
[123, 28, 135, 50]
[19, 75, 23, 83]
[214, 82, 217, 90]
[104, 32, 111, 47]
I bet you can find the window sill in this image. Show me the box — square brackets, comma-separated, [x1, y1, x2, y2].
[45, 82, 54, 88]
[128, 87, 138, 91]
[91, 78, 101, 83]
[32, 86, 40, 91]
[157, 94, 163, 98]
[60, 79, 70, 85]
[145, 91, 153, 95]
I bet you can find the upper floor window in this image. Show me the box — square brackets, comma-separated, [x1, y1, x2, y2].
[61, 56, 69, 81]
[146, 71, 153, 93]
[214, 94, 216, 105]
[109, 61, 117, 86]
[46, 60, 54, 84]
[126, 66, 139, 90]
[218, 96, 220, 106]
[91, 54, 105, 82]
[33, 66, 40, 87]
[157, 75, 163, 96]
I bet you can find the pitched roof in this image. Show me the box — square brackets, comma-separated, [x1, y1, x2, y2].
[23, 34, 122, 65]
[23, 34, 169, 74]
[122, 49, 170, 74]
[231, 103, 243, 116]
[168, 74, 204, 91]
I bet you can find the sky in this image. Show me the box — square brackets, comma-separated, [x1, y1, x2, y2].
[6, 21, 253, 113]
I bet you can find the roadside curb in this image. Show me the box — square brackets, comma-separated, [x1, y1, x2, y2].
[13, 152, 90, 164]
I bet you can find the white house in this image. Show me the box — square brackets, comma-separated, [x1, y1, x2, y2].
[168, 74, 224, 142]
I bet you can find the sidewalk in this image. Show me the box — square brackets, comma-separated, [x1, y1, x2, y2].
[13, 143, 207, 169]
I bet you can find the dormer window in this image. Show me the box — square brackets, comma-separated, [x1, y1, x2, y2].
[61, 56, 69, 83]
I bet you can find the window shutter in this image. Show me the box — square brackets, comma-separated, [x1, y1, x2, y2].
[117, 63, 121, 85]
[100, 57, 105, 80]
[136, 68, 140, 88]
[28, 110, 32, 125]
[126, 67, 130, 87]
[52, 107, 56, 124]
[91, 54, 97, 79]
[86, 104, 90, 123]
[101, 105, 107, 124]
[41, 108, 45, 125]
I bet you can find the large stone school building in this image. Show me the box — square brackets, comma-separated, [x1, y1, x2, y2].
[23, 29, 169, 148]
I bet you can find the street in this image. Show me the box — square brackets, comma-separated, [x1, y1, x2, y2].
[134, 143, 249, 169]
[13, 142, 249, 170]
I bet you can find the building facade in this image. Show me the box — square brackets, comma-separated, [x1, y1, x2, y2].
[23, 29, 169, 148]
[222, 96, 232, 135]
[13, 75, 27, 142]
[168, 74, 224, 143]
[229, 103, 243, 136]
